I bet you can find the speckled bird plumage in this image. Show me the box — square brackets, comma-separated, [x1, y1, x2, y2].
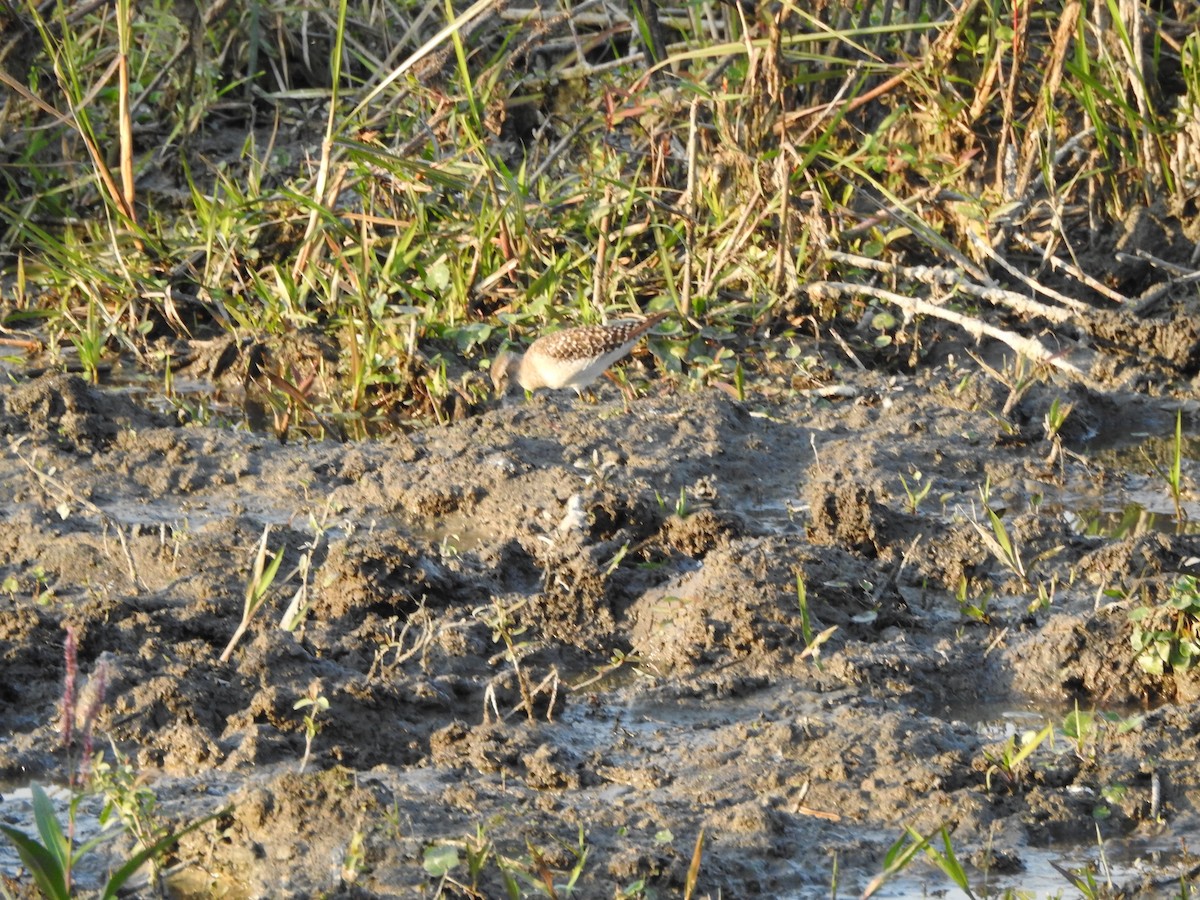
[492, 312, 668, 396]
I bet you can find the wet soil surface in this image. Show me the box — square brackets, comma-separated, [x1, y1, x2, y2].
[3, 363, 1200, 898]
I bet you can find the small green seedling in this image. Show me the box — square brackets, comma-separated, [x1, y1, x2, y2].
[1144, 409, 1187, 524]
[294, 685, 330, 774]
[1129, 574, 1200, 676]
[1043, 397, 1073, 467]
[861, 825, 976, 899]
[795, 572, 837, 663]
[984, 723, 1054, 791]
[899, 469, 933, 514]
[955, 575, 992, 623]
[220, 525, 286, 663]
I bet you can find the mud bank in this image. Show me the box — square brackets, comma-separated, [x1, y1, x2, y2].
[2, 368, 1199, 897]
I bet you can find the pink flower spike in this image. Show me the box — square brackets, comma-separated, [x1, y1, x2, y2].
[78, 661, 108, 785]
[62, 626, 78, 751]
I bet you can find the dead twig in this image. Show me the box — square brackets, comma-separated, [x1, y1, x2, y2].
[1011, 232, 1130, 306]
[807, 281, 1093, 383]
[825, 250, 1078, 324]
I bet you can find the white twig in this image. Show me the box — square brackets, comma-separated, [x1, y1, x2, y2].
[826, 250, 1076, 323]
[808, 281, 1091, 381]
[1011, 232, 1129, 305]
[967, 231, 1094, 313]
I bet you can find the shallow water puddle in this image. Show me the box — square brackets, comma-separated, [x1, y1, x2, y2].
[1018, 420, 1200, 538]
[166, 865, 251, 899]
[1062, 499, 1200, 537]
[406, 508, 508, 553]
[873, 831, 1196, 900]
[940, 700, 1051, 737]
[1073, 404, 1200, 454]
[88, 495, 314, 545]
[1049, 475, 1200, 538]
[0, 782, 133, 891]
[743, 497, 808, 535]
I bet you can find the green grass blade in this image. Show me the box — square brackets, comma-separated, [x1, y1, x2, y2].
[99, 809, 224, 900]
[0, 821, 70, 900]
[30, 784, 70, 875]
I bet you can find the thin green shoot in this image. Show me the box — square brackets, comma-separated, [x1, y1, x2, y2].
[861, 825, 977, 899]
[899, 470, 933, 514]
[683, 826, 705, 900]
[219, 525, 287, 663]
[294, 685, 330, 774]
[1043, 397, 1073, 468]
[1168, 408, 1185, 522]
[675, 487, 690, 518]
[795, 572, 837, 663]
[1139, 408, 1187, 525]
[985, 723, 1054, 791]
[971, 498, 1027, 583]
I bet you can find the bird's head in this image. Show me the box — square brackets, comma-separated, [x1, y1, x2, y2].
[490, 349, 521, 397]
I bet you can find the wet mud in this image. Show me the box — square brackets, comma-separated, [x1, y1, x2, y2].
[2, 363, 1200, 897]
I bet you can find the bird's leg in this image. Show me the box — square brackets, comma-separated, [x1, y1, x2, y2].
[603, 369, 639, 408]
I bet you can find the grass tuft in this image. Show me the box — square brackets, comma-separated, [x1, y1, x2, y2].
[1, 1, 1198, 428]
